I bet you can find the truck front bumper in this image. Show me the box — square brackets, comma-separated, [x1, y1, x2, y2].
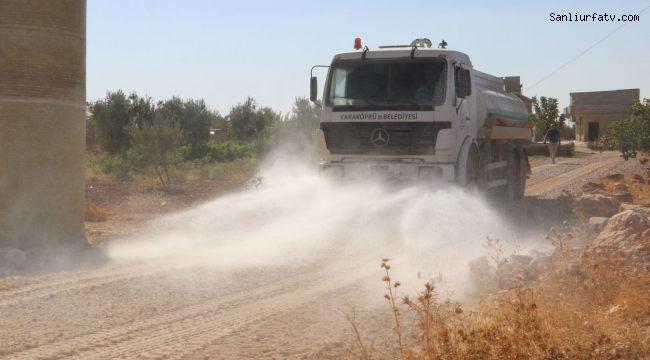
[318, 161, 456, 182]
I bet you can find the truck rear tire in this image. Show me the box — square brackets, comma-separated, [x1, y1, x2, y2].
[516, 151, 527, 199]
[506, 150, 524, 201]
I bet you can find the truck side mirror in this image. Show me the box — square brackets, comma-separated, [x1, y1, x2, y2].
[310, 77, 318, 102]
[456, 69, 471, 98]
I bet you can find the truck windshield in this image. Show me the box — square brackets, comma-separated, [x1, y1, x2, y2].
[326, 58, 446, 111]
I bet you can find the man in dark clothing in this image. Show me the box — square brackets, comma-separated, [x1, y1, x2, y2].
[543, 124, 561, 164]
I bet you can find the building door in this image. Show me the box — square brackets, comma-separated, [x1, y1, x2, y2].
[588, 122, 599, 141]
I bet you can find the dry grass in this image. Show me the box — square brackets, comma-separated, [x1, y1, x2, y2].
[84, 202, 107, 222]
[599, 174, 650, 206]
[177, 158, 258, 182]
[126, 190, 169, 210]
[346, 235, 650, 359]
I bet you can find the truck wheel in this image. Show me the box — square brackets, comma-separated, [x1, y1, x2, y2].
[465, 146, 480, 194]
[516, 152, 527, 199]
[506, 150, 523, 201]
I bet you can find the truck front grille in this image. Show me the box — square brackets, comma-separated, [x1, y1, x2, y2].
[320, 122, 452, 156]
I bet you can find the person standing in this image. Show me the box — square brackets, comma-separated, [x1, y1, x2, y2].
[598, 137, 604, 154]
[543, 124, 561, 164]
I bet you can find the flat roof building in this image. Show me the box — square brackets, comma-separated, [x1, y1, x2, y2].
[564, 89, 639, 142]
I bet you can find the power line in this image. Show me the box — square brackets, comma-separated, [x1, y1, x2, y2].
[525, 5, 650, 92]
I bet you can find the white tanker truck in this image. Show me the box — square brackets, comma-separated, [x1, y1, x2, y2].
[310, 38, 535, 200]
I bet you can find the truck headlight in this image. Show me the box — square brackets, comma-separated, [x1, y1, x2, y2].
[321, 165, 344, 178]
[418, 166, 442, 179]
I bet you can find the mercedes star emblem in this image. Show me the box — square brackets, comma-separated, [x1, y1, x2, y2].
[371, 128, 389, 147]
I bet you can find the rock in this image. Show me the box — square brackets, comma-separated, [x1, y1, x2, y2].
[5, 248, 27, 268]
[524, 251, 552, 281]
[619, 204, 646, 213]
[606, 173, 624, 181]
[510, 254, 533, 265]
[588, 217, 609, 233]
[468, 256, 490, 278]
[613, 191, 634, 203]
[581, 182, 607, 194]
[606, 210, 650, 233]
[632, 173, 646, 183]
[612, 183, 629, 192]
[594, 210, 650, 247]
[576, 194, 620, 219]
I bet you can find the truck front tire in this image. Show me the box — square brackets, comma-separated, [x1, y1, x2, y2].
[465, 146, 480, 194]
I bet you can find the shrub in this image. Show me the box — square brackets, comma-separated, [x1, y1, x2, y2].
[205, 140, 253, 162]
[609, 98, 650, 160]
[95, 154, 130, 181]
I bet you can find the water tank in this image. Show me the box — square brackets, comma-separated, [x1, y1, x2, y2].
[0, 0, 87, 248]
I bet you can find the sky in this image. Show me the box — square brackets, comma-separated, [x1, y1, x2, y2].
[87, 0, 650, 118]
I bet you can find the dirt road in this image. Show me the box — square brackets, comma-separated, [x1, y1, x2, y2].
[525, 148, 625, 198]
[1, 149, 646, 360]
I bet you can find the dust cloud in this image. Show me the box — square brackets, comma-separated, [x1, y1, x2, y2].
[109, 153, 538, 296]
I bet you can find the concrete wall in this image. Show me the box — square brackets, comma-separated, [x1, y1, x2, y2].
[570, 89, 640, 106]
[0, 0, 87, 248]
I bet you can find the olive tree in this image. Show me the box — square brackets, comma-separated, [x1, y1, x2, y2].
[529, 96, 566, 141]
[127, 111, 182, 186]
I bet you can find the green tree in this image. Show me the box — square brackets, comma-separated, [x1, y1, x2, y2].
[158, 96, 223, 159]
[257, 106, 281, 135]
[228, 97, 260, 141]
[266, 97, 322, 163]
[86, 109, 99, 150]
[608, 98, 650, 160]
[127, 111, 182, 186]
[287, 96, 320, 138]
[128, 92, 156, 129]
[227, 97, 281, 142]
[88, 91, 156, 155]
[530, 96, 566, 141]
[89, 90, 131, 155]
[181, 99, 216, 145]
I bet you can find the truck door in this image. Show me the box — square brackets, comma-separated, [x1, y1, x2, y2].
[453, 64, 475, 141]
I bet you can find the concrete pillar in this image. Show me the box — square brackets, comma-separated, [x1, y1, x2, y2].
[0, 1, 87, 249]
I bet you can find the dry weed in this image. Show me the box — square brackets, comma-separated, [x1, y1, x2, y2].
[347, 247, 650, 359]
